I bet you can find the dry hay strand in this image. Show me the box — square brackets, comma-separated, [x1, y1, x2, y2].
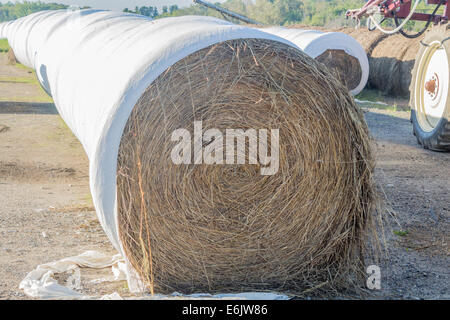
[7, 48, 17, 65]
[117, 38, 376, 296]
[316, 49, 362, 92]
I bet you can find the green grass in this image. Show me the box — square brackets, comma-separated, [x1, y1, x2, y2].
[0, 39, 9, 52]
[0, 53, 54, 103]
[355, 89, 409, 112]
[355, 89, 386, 102]
[394, 230, 409, 237]
[0, 76, 37, 84]
[14, 62, 34, 72]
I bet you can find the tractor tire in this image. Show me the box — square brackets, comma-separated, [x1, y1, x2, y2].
[410, 24, 450, 151]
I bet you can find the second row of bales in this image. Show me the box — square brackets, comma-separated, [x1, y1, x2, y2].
[342, 28, 421, 98]
[288, 25, 423, 98]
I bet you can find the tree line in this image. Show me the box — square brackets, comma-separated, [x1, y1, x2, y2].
[0, 0, 439, 30]
[0, 0, 367, 26]
[123, 5, 179, 18]
[0, 1, 68, 22]
[158, 0, 367, 27]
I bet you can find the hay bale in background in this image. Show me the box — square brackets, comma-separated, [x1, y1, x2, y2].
[368, 34, 420, 97]
[316, 49, 363, 93]
[339, 28, 420, 97]
[260, 27, 369, 95]
[333, 29, 421, 97]
[289, 26, 422, 97]
[117, 38, 376, 295]
[7, 48, 17, 65]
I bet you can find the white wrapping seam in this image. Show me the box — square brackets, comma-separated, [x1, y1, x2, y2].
[260, 27, 369, 95]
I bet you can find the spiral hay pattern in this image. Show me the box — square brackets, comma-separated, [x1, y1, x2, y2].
[117, 39, 375, 295]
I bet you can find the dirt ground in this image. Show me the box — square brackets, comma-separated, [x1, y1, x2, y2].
[0, 53, 448, 300]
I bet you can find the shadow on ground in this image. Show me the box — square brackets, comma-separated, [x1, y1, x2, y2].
[0, 101, 57, 114]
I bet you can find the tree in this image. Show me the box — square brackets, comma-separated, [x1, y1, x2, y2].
[169, 5, 179, 14]
[0, 1, 69, 22]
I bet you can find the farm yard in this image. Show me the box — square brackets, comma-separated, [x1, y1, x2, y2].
[1, 0, 450, 301]
[0, 39, 448, 299]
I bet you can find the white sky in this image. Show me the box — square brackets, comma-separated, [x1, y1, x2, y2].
[0, 0, 226, 11]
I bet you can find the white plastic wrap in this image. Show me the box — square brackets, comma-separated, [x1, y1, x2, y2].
[19, 250, 289, 299]
[260, 27, 369, 95]
[1, 10, 300, 291]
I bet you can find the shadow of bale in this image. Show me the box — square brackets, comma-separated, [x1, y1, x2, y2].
[0, 101, 57, 114]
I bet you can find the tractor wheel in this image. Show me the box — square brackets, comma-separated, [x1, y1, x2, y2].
[410, 24, 450, 151]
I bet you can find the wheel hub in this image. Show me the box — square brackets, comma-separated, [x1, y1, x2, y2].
[425, 73, 439, 100]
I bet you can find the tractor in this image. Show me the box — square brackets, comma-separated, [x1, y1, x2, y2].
[347, 0, 450, 151]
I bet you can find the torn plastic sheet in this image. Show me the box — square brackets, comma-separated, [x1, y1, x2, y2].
[19, 251, 125, 299]
[19, 251, 290, 300]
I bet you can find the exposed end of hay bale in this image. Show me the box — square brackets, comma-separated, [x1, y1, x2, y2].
[7, 48, 17, 65]
[117, 39, 375, 295]
[316, 49, 362, 93]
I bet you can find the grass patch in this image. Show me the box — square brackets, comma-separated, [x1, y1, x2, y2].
[355, 89, 409, 111]
[355, 89, 386, 102]
[14, 62, 34, 72]
[394, 230, 409, 237]
[0, 76, 37, 84]
[0, 96, 53, 103]
[0, 39, 9, 52]
[0, 53, 53, 103]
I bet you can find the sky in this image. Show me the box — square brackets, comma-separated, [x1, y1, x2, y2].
[0, 0, 227, 11]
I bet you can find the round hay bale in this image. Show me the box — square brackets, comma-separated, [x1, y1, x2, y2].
[316, 49, 362, 93]
[117, 38, 376, 294]
[369, 33, 421, 97]
[259, 27, 369, 95]
[3, 9, 377, 296]
[288, 26, 423, 97]
[339, 28, 421, 97]
[7, 48, 17, 65]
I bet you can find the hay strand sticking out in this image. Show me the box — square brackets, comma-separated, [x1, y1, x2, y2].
[117, 39, 376, 295]
[7, 48, 17, 65]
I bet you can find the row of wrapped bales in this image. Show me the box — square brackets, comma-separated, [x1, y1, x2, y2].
[0, 10, 375, 295]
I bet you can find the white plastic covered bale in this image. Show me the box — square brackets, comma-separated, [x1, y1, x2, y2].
[0, 9, 302, 290]
[260, 27, 369, 95]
